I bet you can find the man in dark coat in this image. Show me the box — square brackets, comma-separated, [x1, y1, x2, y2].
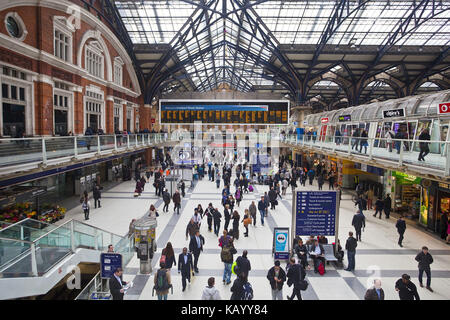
[373, 197, 384, 219]
[109, 267, 128, 300]
[415, 246, 434, 292]
[418, 128, 431, 161]
[364, 279, 385, 300]
[396, 215, 407, 247]
[384, 194, 392, 219]
[212, 207, 222, 237]
[93, 183, 101, 209]
[162, 189, 171, 212]
[268, 187, 277, 210]
[351, 210, 366, 241]
[286, 257, 306, 300]
[178, 247, 194, 292]
[172, 190, 181, 214]
[266, 260, 286, 300]
[344, 231, 358, 272]
[235, 250, 251, 278]
[395, 274, 420, 300]
[189, 230, 205, 273]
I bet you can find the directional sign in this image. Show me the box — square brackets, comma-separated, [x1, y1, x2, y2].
[295, 191, 337, 236]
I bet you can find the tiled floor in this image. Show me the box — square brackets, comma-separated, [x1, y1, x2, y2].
[62, 175, 450, 300]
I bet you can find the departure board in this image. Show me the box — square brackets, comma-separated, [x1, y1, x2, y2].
[159, 100, 289, 125]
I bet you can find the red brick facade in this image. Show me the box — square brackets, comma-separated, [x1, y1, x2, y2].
[0, 1, 149, 136]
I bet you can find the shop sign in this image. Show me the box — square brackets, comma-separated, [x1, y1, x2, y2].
[321, 117, 329, 124]
[338, 114, 351, 122]
[392, 171, 421, 185]
[383, 108, 405, 118]
[438, 182, 450, 190]
[438, 102, 450, 114]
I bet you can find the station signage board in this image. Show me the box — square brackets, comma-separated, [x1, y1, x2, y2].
[273, 227, 290, 260]
[295, 191, 338, 236]
[338, 114, 351, 122]
[100, 253, 123, 279]
[383, 108, 405, 118]
[438, 102, 450, 114]
[321, 117, 329, 124]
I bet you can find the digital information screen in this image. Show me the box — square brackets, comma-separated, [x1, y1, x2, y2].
[159, 100, 289, 125]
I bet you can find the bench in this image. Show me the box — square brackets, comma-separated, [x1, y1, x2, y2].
[323, 244, 338, 265]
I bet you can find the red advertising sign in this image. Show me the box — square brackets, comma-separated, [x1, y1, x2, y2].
[151, 118, 156, 123]
[321, 117, 329, 124]
[438, 102, 450, 114]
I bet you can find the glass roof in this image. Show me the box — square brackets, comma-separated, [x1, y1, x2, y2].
[114, 0, 450, 96]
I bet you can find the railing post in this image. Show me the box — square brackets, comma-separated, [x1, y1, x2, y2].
[348, 137, 351, 155]
[127, 135, 130, 149]
[42, 137, 47, 165]
[94, 228, 98, 250]
[70, 220, 75, 252]
[30, 242, 38, 276]
[368, 138, 374, 160]
[74, 136, 78, 158]
[135, 134, 138, 147]
[114, 135, 118, 151]
[399, 139, 404, 166]
[97, 136, 101, 154]
[445, 142, 450, 176]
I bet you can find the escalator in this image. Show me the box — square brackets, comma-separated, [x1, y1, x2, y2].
[0, 218, 133, 300]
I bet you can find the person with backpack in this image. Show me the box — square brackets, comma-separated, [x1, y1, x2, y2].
[161, 242, 176, 270]
[212, 207, 222, 237]
[178, 247, 194, 292]
[201, 277, 221, 300]
[221, 238, 237, 285]
[154, 262, 172, 300]
[267, 260, 286, 300]
[307, 168, 315, 186]
[81, 191, 90, 220]
[286, 257, 306, 300]
[162, 189, 171, 212]
[230, 273, 253, 300]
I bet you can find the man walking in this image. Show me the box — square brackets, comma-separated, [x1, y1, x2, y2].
[178, 247, 194, 292]
[344, 231, 358, 272]
[364, 279, 385, 300]
[395, 274, 420, 300]
[415, 246, 434, 292]
[221, 238, 237, 285]
[351, 209, 366, 241]
[373, 196, 384, 219]
[212, 207, 222, 237]
[162, 189, 171, 212]
[396, 215, 406, 247]
[249, 201, 257, 227]
[286, 257, 306, 300]
[93, 183, 102, 209]
[384, 193, 392, 219]
[172, 189, 181, 215]
[189, 230, 205, 273]
[269, 187, 277, 210]
[258, 196, 267, 226]
[267, 260, 286, 300]
[235, 250, 251, 278]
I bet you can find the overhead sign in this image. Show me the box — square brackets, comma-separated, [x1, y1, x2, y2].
[295, 191, 338, 236]
[383, 108, 405, 118]
[338, 114, 351, 122]
[273, 227, 290, 260]
[100, 253, 122, 279]
[438, 102, 450, 114]
[321, 117, 329, 124]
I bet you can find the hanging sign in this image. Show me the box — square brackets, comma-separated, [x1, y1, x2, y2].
[383, 108, 405, 118]
[438, 102, 450, 114]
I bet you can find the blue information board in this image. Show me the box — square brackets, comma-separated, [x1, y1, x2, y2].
[295, 191, 337, 236]
[100, 253, 123, 279]
[273, 227, 290, 260]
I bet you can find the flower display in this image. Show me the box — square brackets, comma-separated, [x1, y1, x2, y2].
[0, 202, 66, 224]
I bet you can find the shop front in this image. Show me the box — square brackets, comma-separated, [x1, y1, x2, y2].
[390, 171, 422, 222]
[419, 181, 450, 239]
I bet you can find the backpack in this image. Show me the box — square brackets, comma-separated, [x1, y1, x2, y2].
[241, 282, 253, 300]
[155, 269, 169, 291]
[160, 254, 166, 265]
[248, 185, 254, 192]
[221, 246, 232, 262]
[318, 262, 325, 276]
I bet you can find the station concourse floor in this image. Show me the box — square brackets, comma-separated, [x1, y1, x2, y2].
[60, 175, 450, 300]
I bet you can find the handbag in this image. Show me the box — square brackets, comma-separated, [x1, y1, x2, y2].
[298, 279, 308, 291]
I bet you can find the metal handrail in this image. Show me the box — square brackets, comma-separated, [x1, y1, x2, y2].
[0, 218, 52, 233]
[0, 236, 33, 244]
[73, 220, 126, 239]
